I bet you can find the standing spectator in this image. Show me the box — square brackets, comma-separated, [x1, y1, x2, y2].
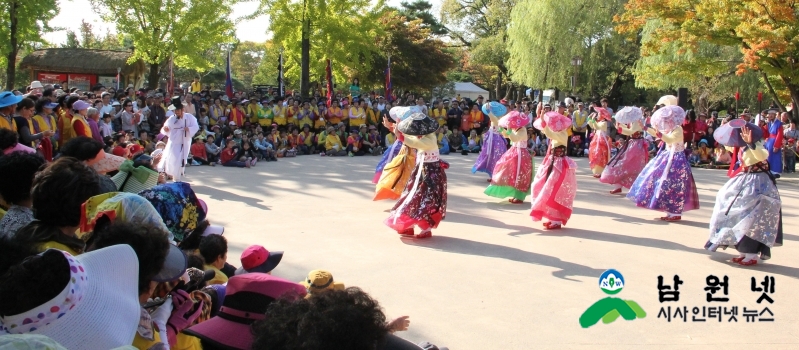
[117, 99, 141, 138]
[572, 102, 589, 150]
[14, 98, 53, 148]
[32, 99, 59, 146]
[149, 94, 167, 132]
[447, 99, 462, 132]
[191, 76, 202, 93]
[71, 100, 94, 138]
[469, 104, 484, 133]
[695, 113, 710, 145]
[784, 138, 796, 173]
[682, 110, 697, 149]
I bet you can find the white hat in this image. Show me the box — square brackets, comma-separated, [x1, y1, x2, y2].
[29, 81, 43, 89]
[656, 95, 678, 106]
[203, 225, 225, 237]
[0, 245, 140, 350]
[168, 104, 176, 111]
[112, 101, 121, 107]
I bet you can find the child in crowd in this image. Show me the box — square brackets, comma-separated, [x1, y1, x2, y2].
[276, 131, 289, 157]
[464, 129, 481, 153]
[205, 134, 221, 163]
[346, 130, 363, 156]
[199, 234, 229, 285]
[254, 132, 277, 161]
[570, 135, 583, 157]
[220, 139, 251, 168]
[712, 143, 731, 169]
[190, 137, 215, 166]
[784, 138, 797, 173]
[238, 141, 259, 166]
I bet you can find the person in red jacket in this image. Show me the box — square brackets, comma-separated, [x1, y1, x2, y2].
[190, 137, 214, 166]
[220, 139, 250, 168]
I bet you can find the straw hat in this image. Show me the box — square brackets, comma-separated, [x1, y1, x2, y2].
[299, 270, 345, 296]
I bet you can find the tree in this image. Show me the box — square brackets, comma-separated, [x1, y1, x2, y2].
[264, 0, 386, 99]
[252, 41, 282, 86]
[507, 0, 640, 103]
[0, 0, 59, 89]
[432, 81, 456, 100]
[62, 20, 127, 51]
[441, 0, 515, 99]
[230, 41, 266, 87]
[617, 0, 799, 117]
[90, 0, 238, 89]
[362, 12, 455, 92]
[398, 0, 447, 35]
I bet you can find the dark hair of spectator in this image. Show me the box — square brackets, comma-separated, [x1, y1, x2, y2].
[31, 157, 102, 227]
[198, 234, 227, 265]
[0, 128, 19, 150]
[16, 98, 35, 112]
[59, 137, 105, 161]
[0, 151, 46, 204]
[0, 249, 71, 316]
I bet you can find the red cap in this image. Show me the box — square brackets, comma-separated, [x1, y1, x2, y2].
[241, 245, 269, 270]
[129, 144, 144, 155]
[112, 146, 127, 157]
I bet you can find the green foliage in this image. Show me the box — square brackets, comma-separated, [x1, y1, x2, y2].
[90, 0, 237, 71]
[0, 0, 59, 88]
[230, 41, 266, 87]
[397, 0, 447, 35]
[432, 81, 456, 100]
[61, 20, 128, 50]
[361, 12, 455, 92]
[265, 0, 386, 90]
[252, 41, 282, 86]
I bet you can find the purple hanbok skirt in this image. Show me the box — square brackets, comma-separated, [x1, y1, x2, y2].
[627, 147, 699, 214]
[472, 129, 507, 176]
[373, 140, 403, 184]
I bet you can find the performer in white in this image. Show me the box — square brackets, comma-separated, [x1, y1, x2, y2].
[160, 96, 199, 182]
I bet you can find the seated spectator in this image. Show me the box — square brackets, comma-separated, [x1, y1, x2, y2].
[448, 129, 464, 153]
[238, 141, 259, 166]
[87, 221, 194, 350]
[299, 269, 345, 297]
[234, 245, 283, 275]
[11, 157, 102, 255]
[325, 126, 347, 156]
[190, 137, 215, 166]
[0, 245, 141, 349]
[347, 130, 364, 156]
[184, 274, 306, 350]
[362, 126, 382, 155]
[0, 152, 45, 238]
[316, 126, 331, 155]
[139, 182, 219, 243]
[712, 143, 731, 168]
[300, 125, 317, 155]
[463, 129, 481, 154]
[205, 134, 222, 163]
[251, 287, 418, 350]
[200, 234, 229, 285]
[220, 139, 251, 168]
[696, 139, 711, 165]
[436, 127, 450, 155]
[58, 136, 120, 192]
[0, 128, 36, 156]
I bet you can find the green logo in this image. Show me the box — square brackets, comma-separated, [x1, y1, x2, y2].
[579, 269, 646, 328]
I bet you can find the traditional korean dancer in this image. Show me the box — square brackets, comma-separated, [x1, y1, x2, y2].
[372, 107, 405, 184]
[472, 102, 508, 181]
[587, 106, 613, 178]
[705, 120, 782, 266]
[600, 107, 649, 194]
[484, 111, 533, 204]
[627, 104, 699, 221]
[373, 107, 419, 201]
[385, 113, 448, 239]
[529, 111, 577, 230]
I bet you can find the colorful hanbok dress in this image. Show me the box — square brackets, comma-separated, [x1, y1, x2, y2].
[373, 132, 403, 184]
[484, 111, 533, 203]
[627, 105, 699, 220]
[472, 102, 508, 178]
[385, 113, 447, 239]
[705, 120, 782, 265]
[529, 112, 577, 229]
[373, 107, 418, 200]
[587, 107, 612, 177]
[600, 121, 649, 193]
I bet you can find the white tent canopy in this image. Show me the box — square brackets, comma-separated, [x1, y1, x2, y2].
[454, 82, 489, 101]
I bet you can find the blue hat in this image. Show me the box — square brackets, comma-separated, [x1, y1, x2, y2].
[44, 102, 59, 109]
[0, 91, 23, 108]
[481, 101, 507, 117]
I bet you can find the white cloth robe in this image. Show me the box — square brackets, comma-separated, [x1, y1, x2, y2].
[159, 113, 199, 181]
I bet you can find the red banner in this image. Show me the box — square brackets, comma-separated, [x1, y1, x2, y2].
[37, 73, 67, 86]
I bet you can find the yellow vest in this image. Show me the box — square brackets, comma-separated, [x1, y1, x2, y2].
[0, 115, 16, 132]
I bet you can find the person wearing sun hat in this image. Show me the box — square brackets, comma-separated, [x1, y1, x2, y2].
[626, 103, 699, 222]
[587, 104, 613, 178]
[160, 96, 199, 182]
[385, 112, 448, 239]
[299, 269, 345, 296]
[0, 91, 23, 132]
[0, 245, 141, 350]
[70, 99, 94, 138]
[600, 106, 649, 195]
[529, 109, 578, 230]
[234, 245, 284, 275]
[704, 119, 782, 266]
[183, 273, 306, 350]
[484, 111, 533, 204]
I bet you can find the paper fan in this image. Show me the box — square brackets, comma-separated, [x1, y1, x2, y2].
[650, 105, 686, 132]
[593, 107, 612, 121]
[543, 111, 571, 132]
[713, 119, 764, 147]
[656, 95, 678, 106]
[482, 101, 508, 117]
[614, 106, 643, 124]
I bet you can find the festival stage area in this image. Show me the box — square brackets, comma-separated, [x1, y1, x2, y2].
[186, 155, 799, 349]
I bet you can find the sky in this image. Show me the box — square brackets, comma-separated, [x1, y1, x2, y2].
[44, 0, 442, 45]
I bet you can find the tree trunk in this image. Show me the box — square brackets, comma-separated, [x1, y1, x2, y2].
[300, 19, 311, 100]
[503, 82, 513, 100]
[494, 72, 502, 100]
[5, 0, 19, 90]
[788, 83, 799, 121]
[763, 71, 785, 112]
[147, 62, 161, 90]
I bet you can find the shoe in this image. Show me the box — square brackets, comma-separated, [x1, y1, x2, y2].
[737, 259, 758, 266]
[320, 152, 325, 156]
[592, 174, 601, 178]
[544, 223, 562, 230]
[398, 228, 414, 236]
[348, 152, 354, 157]
[609, 188, 622, 194]
[250, 159, 257, 166]
[245, 162, 251, 168]
[415, 231, 432, 239]
[731, 256, 745, 263]
[486, 178, 492, 183]
[774, 173, 781, 178]
[659, 216, 681, 222]
[509, 198, 523, 204]
[210, 162, 216, 167]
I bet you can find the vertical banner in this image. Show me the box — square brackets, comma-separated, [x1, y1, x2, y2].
[277, 48, 285, 97]
[225, 50, 234, 99]
[385, 55, 392, 102]
[167, 54, 174, 96]
[326, 59, 333, 107]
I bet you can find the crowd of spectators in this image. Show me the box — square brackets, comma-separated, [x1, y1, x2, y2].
[0, 81, 451, 349]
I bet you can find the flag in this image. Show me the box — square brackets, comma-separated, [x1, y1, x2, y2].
[277, 50, 284, 97]
[225, 50, 234, 99]
[385, 55, 392, 102]
[116, 69, 120, 90]
[167, 53, 174, 96]
[326, 59, 333, 107]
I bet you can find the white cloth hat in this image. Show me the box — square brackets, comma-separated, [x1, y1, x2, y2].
[0, 245, 140, 350]
[29, 81, 43, 89]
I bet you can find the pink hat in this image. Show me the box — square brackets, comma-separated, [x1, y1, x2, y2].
[535, 111, 571, 132]
[183, 274, 305, 349]
[498, 111, 530, 130]
[593, 106, 612, 121]
[235, 245, 283, 275]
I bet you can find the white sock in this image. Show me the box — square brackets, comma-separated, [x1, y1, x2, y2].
[613, 185, 622, 190]
[742, 253, 758, 262]
[667, 212, 681, 218]
[550, 221, 562, 225]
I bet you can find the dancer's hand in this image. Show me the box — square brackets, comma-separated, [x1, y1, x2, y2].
[740, 125, 753, 144]
[387, 316, 410, 333]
